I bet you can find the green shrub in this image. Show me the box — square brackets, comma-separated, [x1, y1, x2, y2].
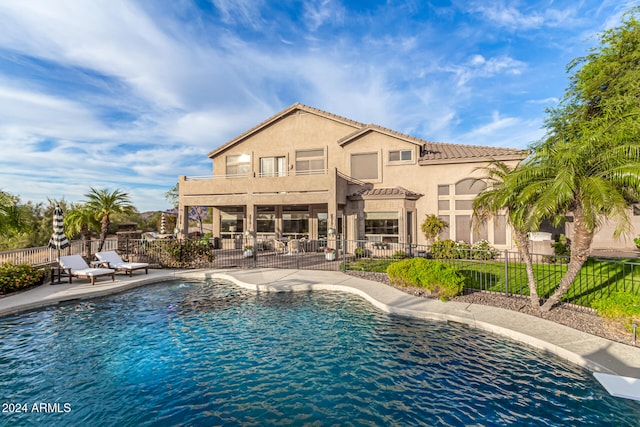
[430, 239, 473, 259]
[0, 262, 45, 294]
[634, 237, 640, 249]
[470, 240, 499, 260]
[151, 239, 215, 268]
[386, 258, 466, 300]
[592, 292, 640, 332]
[354, 247, 368, 258]
[392, 250, 407, 259]
[430, 239, 458, 259]
[546, 234, 570, 264]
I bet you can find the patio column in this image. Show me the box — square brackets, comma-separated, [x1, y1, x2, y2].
[177, 203, 189, 239]
[245, 203, 255, 234]
[211, 208, 221, 237]
[328, 168, 339, 249]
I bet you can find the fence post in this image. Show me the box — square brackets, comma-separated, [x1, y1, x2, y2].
[251, 233, 258, 268]
[341, 236, 347, 272]
[504, 249, 509, 296]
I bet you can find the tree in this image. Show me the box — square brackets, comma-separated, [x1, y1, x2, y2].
[0, 190, 27, 238]
[473, 162, 541, 310]
[165, 183, 179, 208]
[515, 8, 640, 312]
[84, 188, 136, 253]
[420, 214, 448, 245]
[64, 204, 100, 260]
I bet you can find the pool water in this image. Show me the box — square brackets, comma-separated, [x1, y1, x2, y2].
[1, 279, 639, 426]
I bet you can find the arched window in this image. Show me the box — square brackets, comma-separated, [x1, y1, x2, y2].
[437, 178, 505, 244]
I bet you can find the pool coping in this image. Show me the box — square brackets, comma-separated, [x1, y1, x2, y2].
[1, 267, 639, 401]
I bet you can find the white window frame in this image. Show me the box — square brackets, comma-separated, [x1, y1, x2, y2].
[388, 149, 413, 163]
[225, 154, 251, 178]
[260, 156, 286, 177]
[295, 149, 325, 175]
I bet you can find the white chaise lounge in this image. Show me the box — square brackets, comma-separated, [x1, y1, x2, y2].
[58, 255, 115, 286]
[95, 251, 149, 276]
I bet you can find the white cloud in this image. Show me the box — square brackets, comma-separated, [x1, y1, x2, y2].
[455, 111, 544, 148]
[211, 0, 266, 29]
[303, 0, 344, 31]
[0, 0, 629, 211]
[468, 1, 579, 30]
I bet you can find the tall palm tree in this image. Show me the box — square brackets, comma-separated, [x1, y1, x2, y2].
[64, 204, 100, 260]
[473, 161, 541, 311]
[84, 188, 136, 253]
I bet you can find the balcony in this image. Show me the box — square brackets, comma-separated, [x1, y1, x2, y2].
[180, 169, 334, 206]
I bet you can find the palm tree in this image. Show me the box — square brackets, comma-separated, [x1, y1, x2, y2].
[0, 191, 27, 237]
[84, 188, 136, 253]
[518, 134, 640, 312]
[473, 161, 541, 311]
[499, 8, 640, 312]
[64, 204, 100, 260]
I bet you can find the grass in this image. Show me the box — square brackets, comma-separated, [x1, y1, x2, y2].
[345, 255, 640, 309]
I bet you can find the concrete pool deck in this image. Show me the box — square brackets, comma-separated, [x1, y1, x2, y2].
[1, 268, 639, 400]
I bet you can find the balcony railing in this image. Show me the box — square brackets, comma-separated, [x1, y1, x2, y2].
[0, 240, 119, 266]
[184, 169, 328, 181]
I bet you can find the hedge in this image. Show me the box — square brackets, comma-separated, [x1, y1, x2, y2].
[386, 258, 465, 300]
[0, 262, 45, 294]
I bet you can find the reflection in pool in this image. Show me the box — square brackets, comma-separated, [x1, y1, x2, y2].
[1, 279, 639, 426]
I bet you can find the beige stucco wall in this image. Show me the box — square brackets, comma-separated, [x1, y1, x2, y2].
[566, 212, 640, 252]
[179, 108, 526, 248]
[211, 110, 360, 176]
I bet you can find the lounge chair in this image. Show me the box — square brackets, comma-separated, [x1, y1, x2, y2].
[95, 251, 149, 276]
[273, 240, 287, 255]
[58, 255, 115, 286]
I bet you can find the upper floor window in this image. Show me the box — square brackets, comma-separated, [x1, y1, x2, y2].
[260, 156, 286, 177]
[296, 149, 325, 175]
[351, 152, 379, 180]
[225, 154, 251, 177]
[388, 149, 412, 162]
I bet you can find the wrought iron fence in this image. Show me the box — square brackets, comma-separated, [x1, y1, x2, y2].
[2, 237, 639, 310]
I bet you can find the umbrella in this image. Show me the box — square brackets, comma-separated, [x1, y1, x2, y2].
[48, 204, 70, 251]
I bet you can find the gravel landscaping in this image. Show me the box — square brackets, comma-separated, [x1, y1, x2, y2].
[348, 271, 637, 347]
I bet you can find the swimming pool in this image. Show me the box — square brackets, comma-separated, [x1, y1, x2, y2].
[1, 279, 639, 426]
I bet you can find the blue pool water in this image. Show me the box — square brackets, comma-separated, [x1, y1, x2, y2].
[1, 279, 639, 426]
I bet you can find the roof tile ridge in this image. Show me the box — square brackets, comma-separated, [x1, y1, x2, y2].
[297, 103, 366, 128]
[424, 140, 528, 153]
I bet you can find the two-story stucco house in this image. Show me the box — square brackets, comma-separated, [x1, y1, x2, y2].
[177, 103, 532, 250]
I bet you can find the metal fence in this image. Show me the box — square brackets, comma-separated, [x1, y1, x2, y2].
[2, 237, 639, 309]
[0, 239, 119, 266]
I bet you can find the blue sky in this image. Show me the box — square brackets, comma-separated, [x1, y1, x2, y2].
[0, 0, 638, 212]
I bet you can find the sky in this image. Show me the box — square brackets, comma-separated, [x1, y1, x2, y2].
[0, 0, 638, 212]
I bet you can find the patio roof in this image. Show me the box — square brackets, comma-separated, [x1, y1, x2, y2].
[348, 186, 423, 201]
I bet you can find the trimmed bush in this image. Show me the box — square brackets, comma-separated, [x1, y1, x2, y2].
[592, 292, 640, 333]
[0, 262, 45, 294]
[386, 258, 465, 300]
[471, 240, 499, 260]
[151, 239, 215, 268]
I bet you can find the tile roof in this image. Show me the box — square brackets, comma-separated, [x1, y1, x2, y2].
[208, 102, 529, 163]
[419, 141, 529, 164]
[349, 186, 423, 200]
[208, 103, 364, 158]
